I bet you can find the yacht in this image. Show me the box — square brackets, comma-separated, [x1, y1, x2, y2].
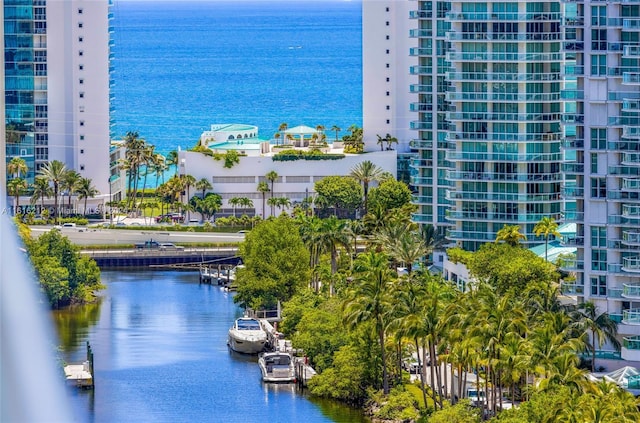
[258, 351, 296, 383]
[227, 317, 268, 354]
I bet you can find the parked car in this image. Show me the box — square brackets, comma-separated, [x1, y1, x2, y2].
[62, 222, 76, 228]
[155, 213, 185, 223]
[159, 242, 184, 251]
[135, 240, 161, 249]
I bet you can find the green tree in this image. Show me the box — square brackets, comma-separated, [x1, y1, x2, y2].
[7, 156, 28, 178]
[533, 216, 561, 261]
[195, 177, 212, 199]
[428, 400, 481, 423]
[330, 125, 341, 143]
[257, 181, 270, 219]
[276, 197, 291, 214]
[76, 177, 99, 215]
[8, 177, 28, 214]
[308, 345, 368, 404]
[235, 216, 310, 310]
[265, 171, 279, 215]
[343, 251, 396, 394]
[229, 197, 241, 217]
[238, 197, 254, 214]
[62, 170, 81, 214]
[38, 160, 68, 224]
[495, 224, 527, 247]
[166, 150, 178, 175]
[314, 175, 363, 217]
[31, 176, 53, 211]
[572, 301, 621, 372]
[367, 179, 413, 214]
[192, 193, 222, 222]
[349, 160, 383, 215]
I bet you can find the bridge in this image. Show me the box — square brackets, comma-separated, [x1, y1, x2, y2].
[81, 246, 241, 268]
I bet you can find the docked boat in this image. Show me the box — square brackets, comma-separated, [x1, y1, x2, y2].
[227, 317, 268, 354]
[258, 351, 296, 383]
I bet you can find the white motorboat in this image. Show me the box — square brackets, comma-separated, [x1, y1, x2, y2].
[258, 351, 296, 383]
[227, 317, 268, 354]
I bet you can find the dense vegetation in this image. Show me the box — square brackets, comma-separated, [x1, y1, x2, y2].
[18, 225, 104, 308]
[230, 164, 639, 421]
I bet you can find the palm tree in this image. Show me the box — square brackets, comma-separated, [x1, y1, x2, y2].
[122, 131, 147, 208]
[38, 160, 67, 223]
[76, 177, 99, 215]
[495, 224, 527, 247]
[166, 150, 178, 175]
[330, 125, 341, 143]
[534, 216, 561, 261]
[8, 177, 28, 214]
[278, 123, 288, 145]
[343, 251, 396, 394]
[572, 302, 621, 372]
[195, 178, 212, 199]
[229, 197, 241, 217]
[265, 171, 279, 215]
[31, 176, 52, 211]
[238, 197, 254, 215]
[273, 132, 281, 146]
[388, 230, 427, 274]
[318, 216, 351, 293]
[350, 160, 383, 215]
[266, 197, 279, 216]
[384, 133, 398, 150]
[376, 134, 385, 151]
[61, 170, 81, 215]
[257, 181, 269, 219]
[7, 156, 28, 178]
[276, 197, 291, 214]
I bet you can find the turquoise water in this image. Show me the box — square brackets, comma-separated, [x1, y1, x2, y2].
[110, 1, 363, 154]
[60, 270, 369, 423]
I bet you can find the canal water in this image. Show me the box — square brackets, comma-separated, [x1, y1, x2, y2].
[54, 270, 368, 423]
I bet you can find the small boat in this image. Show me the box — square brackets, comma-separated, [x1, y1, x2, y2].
[227, 317, 268, 354]
[258, 351, 296, 383]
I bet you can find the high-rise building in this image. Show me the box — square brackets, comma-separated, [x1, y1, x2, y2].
[560, 0, 640, 361]
[4, 0, 112, 200]
[445, 0, 564, 251]
[363, 0, 454, 232]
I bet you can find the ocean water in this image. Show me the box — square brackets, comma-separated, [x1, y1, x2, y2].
[110, 0, 363, 154]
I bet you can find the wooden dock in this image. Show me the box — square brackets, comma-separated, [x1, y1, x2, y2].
[64, 342, 94, 388]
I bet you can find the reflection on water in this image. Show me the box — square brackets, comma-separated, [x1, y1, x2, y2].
[59, 270, 369, 423]
[52, 300, 102, 352]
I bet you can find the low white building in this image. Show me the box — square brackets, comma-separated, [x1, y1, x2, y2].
[177, 148, 397, 218]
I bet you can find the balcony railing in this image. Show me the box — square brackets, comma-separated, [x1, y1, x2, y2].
[558, 259, 584, 271]
[624, 336, 640, 350]
[622, 152, 640, 165]
[447, 52, 563, 62]
[446, 12, 561, 21]
[623, 72, 640, 85]
[622, 256, 640, 272]
[447, 112, 562, 122]
[623, 204, 640, 218]
[622, 309, 640, 325]
[447, 171, 562, 182]
[446, 151, 561, 162]
[623, 231, 640, 246]
[560, 282, 584, 295]
[562, 185, 584, 198]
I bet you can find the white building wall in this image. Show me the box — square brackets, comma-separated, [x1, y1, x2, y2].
[46, 0, 110, 195]
[362, 0, 417, 153]
[178, 150, 397, 218]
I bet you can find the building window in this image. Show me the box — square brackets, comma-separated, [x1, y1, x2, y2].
[79, 50, 84, 56]
[80, 121, 85, 127]
[79, 78, 84, 84]
[591, 153, 598, 173]
[386, 35, 390, 40]
[80, 149, 84, 154]
[590, 177, 606, 198]
[79, 64, 84, 71]
[386, 105, 390, 110]
[591, 249, 607, 271]
[386, 119, 390, 124]
[386, 63, 390, 68]
[592, 29, 607, 50]
[386, 7, 389, 12]
[386, 21, 390, 26]
[80, 135, 85, 140]
[386, 91, 390, 96]
[80, 165, 85, 171]
[386, 77, 390, 82]
[386, 49, 390, 54]
[79, 106, 85, 112]
[79, 37, 83, 42]
[79, 22, 83, 28]
[590, 128, 606, 150]
[591, 226, 606, 248]
[78, 8, 83, 14]
[79, 92, 85, 98]
[591, 54, 606, 76]
[591, 6, 606, 26]
[590, 275, 607, 296]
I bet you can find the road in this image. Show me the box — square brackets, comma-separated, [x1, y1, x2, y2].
[29, 226, 245, 246]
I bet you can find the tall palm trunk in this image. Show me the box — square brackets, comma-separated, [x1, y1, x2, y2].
[379, 326, 389, 394]
[415, 338, 428, 410]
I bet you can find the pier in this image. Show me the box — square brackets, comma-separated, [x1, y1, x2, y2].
[64, 342, 94, 388]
